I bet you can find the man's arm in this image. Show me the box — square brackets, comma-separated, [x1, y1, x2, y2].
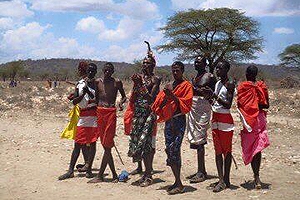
[149, 76, 161, 101]
[214, 80, 235, 109]
[72, 87, 87, 105]
[116, 80, 127, 111]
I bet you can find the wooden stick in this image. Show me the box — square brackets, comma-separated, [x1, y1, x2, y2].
[114, 145, 124, 166]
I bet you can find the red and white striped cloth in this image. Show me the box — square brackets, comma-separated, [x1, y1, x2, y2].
[75, 107, 98, 144]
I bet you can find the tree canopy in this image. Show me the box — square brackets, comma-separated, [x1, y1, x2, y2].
[279, 44, 300, 68]
[157, 8, 263, 72]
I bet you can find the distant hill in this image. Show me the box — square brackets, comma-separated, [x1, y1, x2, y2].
[0, 58, 299, 82]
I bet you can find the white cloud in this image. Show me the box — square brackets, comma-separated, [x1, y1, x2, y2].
[102, 30, 164, 63]
[171, 0, 300, 16]
[98, 17, 144, 41]
[76, 16, 105, 33]
[273, 27, 295, 34]
[0, 17, 14, 30]
[0, 0, 33, 18]
[30, 0, 159, 19]
[0, 22, 95, 63]
[76, 16, 144, 41]
[102, 44, 145, 63]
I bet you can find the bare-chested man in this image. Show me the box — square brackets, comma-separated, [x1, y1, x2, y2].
[124, 51, 161, 187]
[88, 62, 126, 183]
[186, 56, 215, 183]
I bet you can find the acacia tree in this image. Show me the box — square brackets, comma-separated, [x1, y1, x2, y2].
[6, 61, 25, 80]
[279, 44, 300, 68]
[157, 8, 263, 73]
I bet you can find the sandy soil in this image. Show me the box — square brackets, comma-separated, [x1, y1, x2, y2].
[0, 109, 299, 200]
[0, 82, 300, 199]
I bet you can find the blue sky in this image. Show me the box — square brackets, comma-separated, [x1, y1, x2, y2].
[0, 0, 299, 65]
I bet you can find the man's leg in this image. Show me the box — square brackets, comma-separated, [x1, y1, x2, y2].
[150, 149, 155, 172]
[251, 152, 262, 188]
[198, 147, 206, 175]
[88, 146, 109, 183]
[77, 144, 90, 172]
[171, 164, 183, 188]
[224, 152, 232, 187]
[85, 142, 96, 178]
[58, 142, 81, 180]
[213, 154, 226, 192]
[106, 147, 118, 182]
[190, 146, 207, 183]
[130, 161, 143, 175]
[76, 145, 88, 171]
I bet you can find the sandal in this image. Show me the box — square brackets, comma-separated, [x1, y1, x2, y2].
[254, 177, 262, 189]
[167, 187, 185, 195]
[58, 172, 74, 180]
[213, 182, 226, 193]
[85, 171, 93, 178]
[140, 177, 153, 187]
[112, 177, 119, 183]
[78, 165, 89, 173]
[76, 164, 85, 170]
[207, 181, 219, 190]
[167, 184, 177, 192]
[186, 173, 197, 179]
[190, 172, 207, 183]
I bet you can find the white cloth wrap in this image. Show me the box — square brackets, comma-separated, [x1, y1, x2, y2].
[187, 96, 211, 145]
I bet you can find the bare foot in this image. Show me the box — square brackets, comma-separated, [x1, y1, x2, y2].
[87, 176, 104, 183]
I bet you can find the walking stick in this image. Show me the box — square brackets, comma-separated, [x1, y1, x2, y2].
[114, 145, 125, 165]
[232, 155, 238, 170]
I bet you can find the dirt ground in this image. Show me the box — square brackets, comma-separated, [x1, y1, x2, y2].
[0, 82, 300, 200]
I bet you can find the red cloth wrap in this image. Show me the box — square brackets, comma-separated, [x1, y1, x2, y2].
[97, 107, 117, 148]
[151, 80, 193, 123]
[237, 81, 268, 128]
[75, 108, 98, 144]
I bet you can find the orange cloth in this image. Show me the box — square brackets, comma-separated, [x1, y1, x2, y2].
[151, 80, 193, 123]
[124, 93, 135, 135]
[237, 81, 268, 128]
[124, 93, 157, 136]
[97, 107, 117, 148]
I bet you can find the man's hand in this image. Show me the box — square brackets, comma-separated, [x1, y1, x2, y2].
[201, 87, 215, 100]
[82, 86, 89, 95]
[117, 97, 127, 111]
[163, 84, 173, 97]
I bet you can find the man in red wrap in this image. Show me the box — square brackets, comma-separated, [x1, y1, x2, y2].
[237, 65, 270, 189]
[59, 62, 99, 180]
[88, 62, 127, 183]
[152, 61, 193, 195]
[203, 61, 235, 192]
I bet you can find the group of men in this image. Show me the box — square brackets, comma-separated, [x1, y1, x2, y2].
[58, 51, 270, 195]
